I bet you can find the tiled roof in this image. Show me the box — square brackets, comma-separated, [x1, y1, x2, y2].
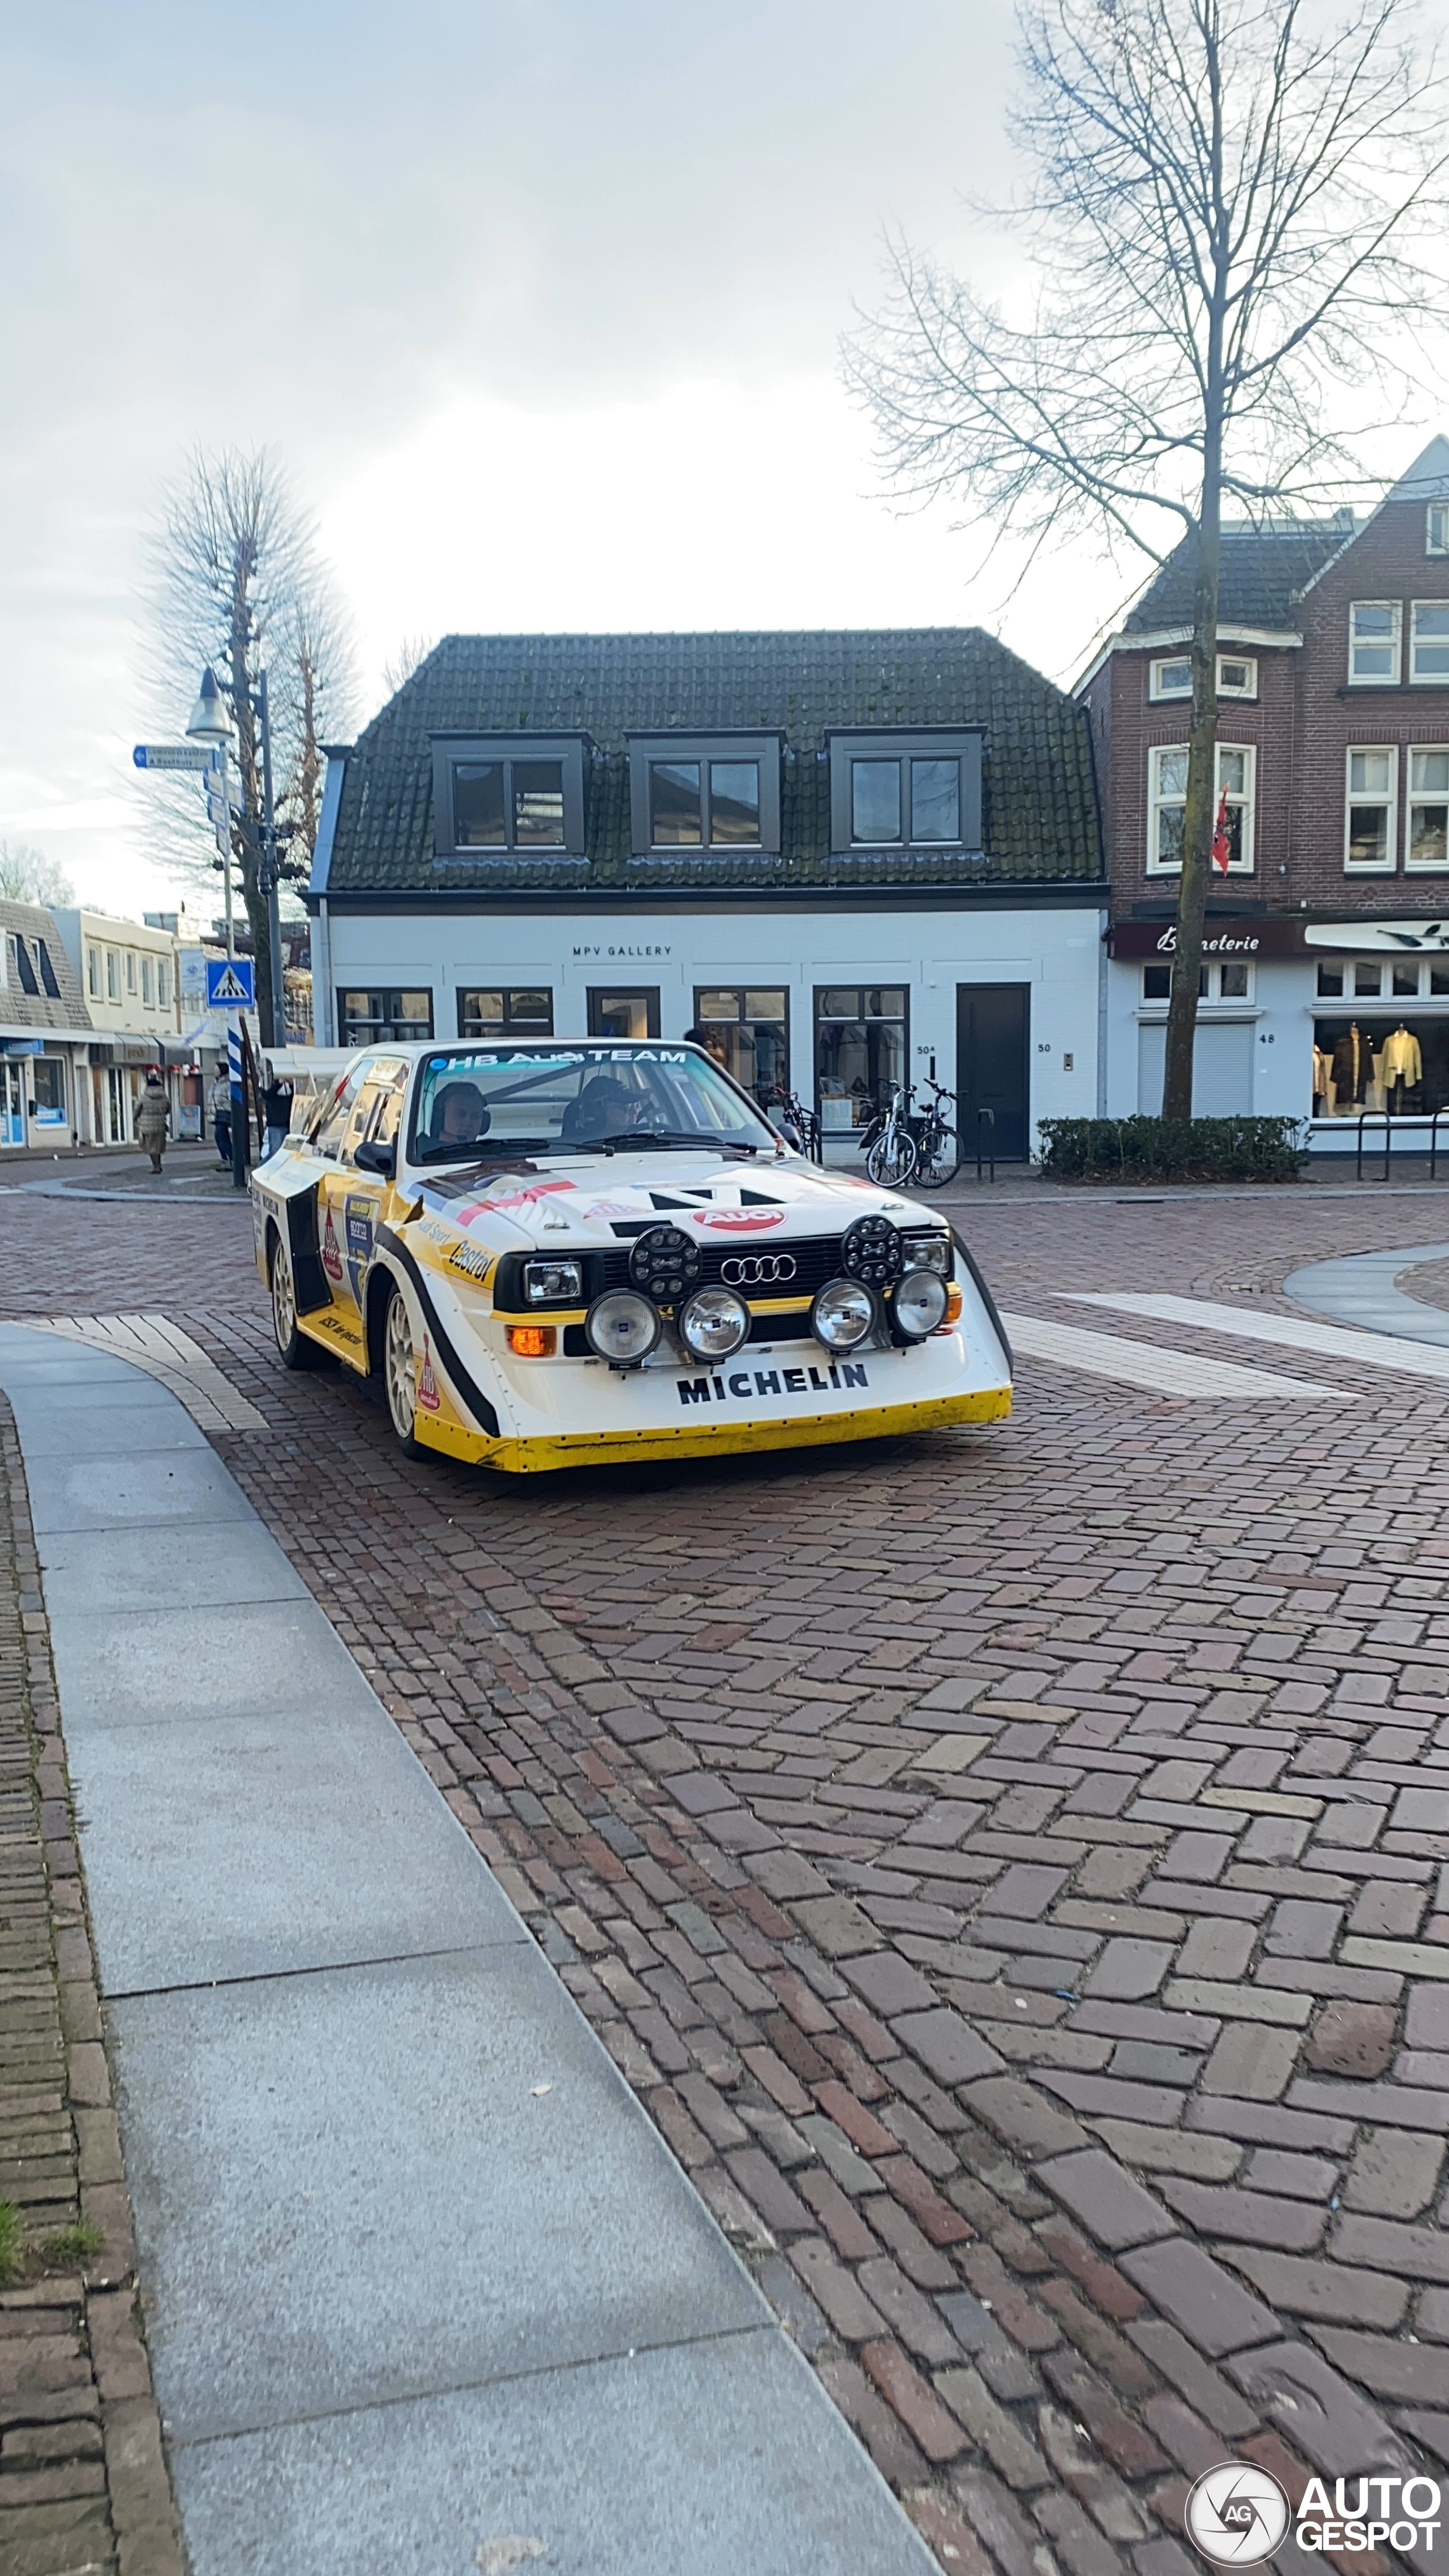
[1122, 524, 1351, 635]
[324, 630, 1103, 896]
[1, 902, 92, 1033]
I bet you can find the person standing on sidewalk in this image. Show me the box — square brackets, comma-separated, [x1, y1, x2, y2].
[135, 1070, 170, 1175]
[260, 1063, 294, 1160]
[208, 1068, 233, 1170]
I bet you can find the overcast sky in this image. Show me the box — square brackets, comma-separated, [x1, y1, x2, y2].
[2, 0, 1446, 921]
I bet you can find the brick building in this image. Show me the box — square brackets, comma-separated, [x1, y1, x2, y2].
[1078, 436, 1449, 1142]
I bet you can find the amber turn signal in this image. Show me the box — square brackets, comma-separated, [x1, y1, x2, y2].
[506, 1323, 556, 1357]
[944, 1282, 963, 1324]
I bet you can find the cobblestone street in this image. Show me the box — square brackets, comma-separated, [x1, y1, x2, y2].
[5, 1178, 1449, 2571]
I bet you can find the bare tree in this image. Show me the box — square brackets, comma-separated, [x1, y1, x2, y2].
[145, 448, 355, 1038]
[380, 635, 435, 698]
[0, 842, 74, 908]
[846, 0, 1444, 1117]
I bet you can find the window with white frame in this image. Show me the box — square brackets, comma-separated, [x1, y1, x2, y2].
[1411, 602, 1449, 683]
[1147, 743, 1254, 872]
[157, 959, 172, 1008]
[141, 954, 155, 1006]
[1349, 601, 1401, 682]
[1344, 747, 1397, 870]
[105, 950, 119, 1001]
[1148, 653, 1257, 701]
[1408, 748, 1449, 869]
[1429, 504, 1449, 558]
[86, 945, 100, 998]
[125, 950, 136, 994]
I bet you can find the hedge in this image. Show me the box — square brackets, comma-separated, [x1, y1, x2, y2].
[1036, 1115, 1308, 1184]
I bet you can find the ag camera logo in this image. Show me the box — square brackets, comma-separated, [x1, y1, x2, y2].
[1184, 2463, 1290, 2565]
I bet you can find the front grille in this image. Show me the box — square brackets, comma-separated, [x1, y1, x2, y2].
[599, 1232, 846, 1297]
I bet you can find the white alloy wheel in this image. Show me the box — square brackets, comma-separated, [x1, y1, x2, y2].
[383, 1283, 423, 1452]
[271, 1232, 303, 1367]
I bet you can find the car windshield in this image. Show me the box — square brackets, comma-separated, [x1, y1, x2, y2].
[408, 1044, 779, 1166]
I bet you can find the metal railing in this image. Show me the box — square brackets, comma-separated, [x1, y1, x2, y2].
[1356, 1108, 1391, 1183]
[1353, 1105, 1449, 1182]
[976, 1106, 997, 1185]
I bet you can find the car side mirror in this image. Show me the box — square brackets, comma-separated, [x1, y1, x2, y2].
[353, 1138, 396, 1178]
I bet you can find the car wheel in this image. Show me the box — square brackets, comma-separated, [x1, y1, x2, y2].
[270, 1229, 307, 1368]
[383, 1280, 426, 1456]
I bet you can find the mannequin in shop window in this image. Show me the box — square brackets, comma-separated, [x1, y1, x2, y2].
[1380, 1022, 1424, 1112]
[1331, 1024, 1375, 1111]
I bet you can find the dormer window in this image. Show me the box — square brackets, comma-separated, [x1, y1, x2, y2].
[1149, 653, 1257, 700]
[1428, 503, 1449, 556]
[828, 730, 982, 851]
[431, 735, 587, 858]
[627, 735, 780, 855]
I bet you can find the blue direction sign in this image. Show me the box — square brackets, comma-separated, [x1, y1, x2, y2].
[133, 744, 212, 770]
[207, 958, 255, 1009]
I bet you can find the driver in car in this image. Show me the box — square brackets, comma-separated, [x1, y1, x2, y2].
[422, 1081, 492, 1156]
[563, 1077, 644, 1144]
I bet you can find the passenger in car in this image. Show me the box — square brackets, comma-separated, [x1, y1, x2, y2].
[422, 1082, 492, 1156]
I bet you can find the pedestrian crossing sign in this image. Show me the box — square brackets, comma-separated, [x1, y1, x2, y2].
[206, 959, 255, 1008]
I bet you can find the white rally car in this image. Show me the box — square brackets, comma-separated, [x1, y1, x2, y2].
[251, 1039, 1012, 1473]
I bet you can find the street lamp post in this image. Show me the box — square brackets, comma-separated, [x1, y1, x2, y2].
[185, 668, 247, 1193]
[255, 667, 287, 1055]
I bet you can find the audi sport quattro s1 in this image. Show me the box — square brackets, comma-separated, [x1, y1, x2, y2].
[251, 1039, 1013, 1474]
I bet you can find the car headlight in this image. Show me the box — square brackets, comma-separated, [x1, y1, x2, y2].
[585, 1289, 661, 1368]
[893, 1267, 950, 1340]
[524, 1258, 582, 1303]
[901, 1231, 951, 1275]
[842, 1214, 903, 1288]
[678, 1285, 751, 1361]
[628, 1224, 700, 1301]
[811, 1277, 876, 1352]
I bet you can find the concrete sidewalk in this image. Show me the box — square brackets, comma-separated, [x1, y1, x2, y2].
[0, 1321, 933, 2576]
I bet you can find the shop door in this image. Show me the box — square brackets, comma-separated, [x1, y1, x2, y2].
[104, 1067, 130, 1143]
[587, 988, 659, 1039]
[0, 1063, 23, 1148]
[956, 984, 1031, 1162]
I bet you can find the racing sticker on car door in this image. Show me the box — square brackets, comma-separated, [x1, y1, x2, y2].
[344, 1191, 376, 1306]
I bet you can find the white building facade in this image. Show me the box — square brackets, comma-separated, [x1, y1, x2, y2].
[308, 631, 1107, 1160]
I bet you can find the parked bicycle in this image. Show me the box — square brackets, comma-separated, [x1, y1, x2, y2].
[770, 1082, 822, 1163]
[908, 1075, 961, 1189]
[862, 1085, 918, 1187]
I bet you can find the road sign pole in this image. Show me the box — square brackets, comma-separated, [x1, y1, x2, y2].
[229, 1021, 247, 1192]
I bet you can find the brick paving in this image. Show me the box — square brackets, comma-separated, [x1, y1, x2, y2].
[5, 1181, 1449, 2570]
[0, 1402, 181, 2576]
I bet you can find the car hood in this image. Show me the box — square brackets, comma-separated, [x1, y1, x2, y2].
[414, 1150, 928, 1251]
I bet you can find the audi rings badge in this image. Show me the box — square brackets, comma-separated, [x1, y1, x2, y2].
[720, 1253, 798, 1288]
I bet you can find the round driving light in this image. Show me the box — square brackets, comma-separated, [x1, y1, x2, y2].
[585, 1289, 661, 1368]
[679, 1285, 751, 1361]
[842, 1214, 904, 1288]
[628, 1224, 700, 1302]
[893, 1266, 950, 1341]
[811, 1277, 876, 1352]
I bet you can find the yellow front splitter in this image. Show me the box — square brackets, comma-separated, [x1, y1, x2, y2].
[413, 1385, 1012, 1475]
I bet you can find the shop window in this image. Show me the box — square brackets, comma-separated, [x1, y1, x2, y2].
[1349, 602, 1401, 683]
[814, 985, 907, 1131]
[1315, 1012, 1449, 1117]
[432, 736, 586, 857]
[1147, 744, 1254, 872]
[1408, 749, 1449, 868]
[337, 988, 433, 1045]
[86, 946, 100, 998]
[1317, 963, 1344, 997]
[692, 987, 788, 1108]
[31, 1058, 66, 1126]
[1411, 603, 1449, 683]
[142, 955, 155, 1006]
[1354, 962, 1382, 996]
[828, 732, 981, 852]
[1429, 505, 1449, 557]
[1344, 748, 1397, 871]
[627, 735, 780, 855]
[1392, 963, 1422, 996]
[456, 988, 554, 1039]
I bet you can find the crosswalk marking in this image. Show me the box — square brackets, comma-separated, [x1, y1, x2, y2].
[1000, 1313, 1349, 1401]
[1066, 1292, 1449, 1385]
[19, 1313, 267, 1431]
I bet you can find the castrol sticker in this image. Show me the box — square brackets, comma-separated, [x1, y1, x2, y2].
[688, 1207, 787, 1233]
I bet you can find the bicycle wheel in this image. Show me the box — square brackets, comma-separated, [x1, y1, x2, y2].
[867, 1131, 918, 1188]
[914, 1123, 961, 1188]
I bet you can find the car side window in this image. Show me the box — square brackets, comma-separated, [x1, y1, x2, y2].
[341, 1085, 383, 1164]
[312, 1065, 368, 1160]
[370, 1082, 404, 1151]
